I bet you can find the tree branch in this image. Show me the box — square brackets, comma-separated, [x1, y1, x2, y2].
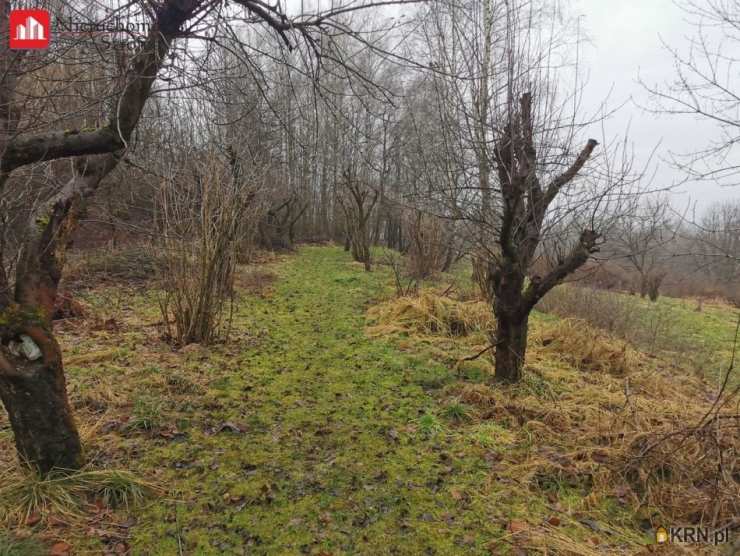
[543, 138, 598, 206]
[522, 229, 600, 310]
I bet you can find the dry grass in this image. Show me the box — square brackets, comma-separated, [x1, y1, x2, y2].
[539, 318, 639, 376]
[0, 468, 157, 526]
[368, 288, 739, 553]
[0, 281, 216, 550]
[367, 290, 493, 337]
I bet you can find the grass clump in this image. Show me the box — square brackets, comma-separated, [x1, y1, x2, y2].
[442, 400, 474, 423]
[470, 422, 515, 451]
[416, 413, 444, 438]
[126, 395, 164, 431]
[368, 291, 492, 337]
[0, 468, 156, 525]
[165, 372, 203, 395]
[538, 318, 638, 376]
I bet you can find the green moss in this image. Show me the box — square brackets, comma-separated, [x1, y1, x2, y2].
[34, 213, 50, 231]
[123, 246, 518, 554]
[0, 304, 48, 333]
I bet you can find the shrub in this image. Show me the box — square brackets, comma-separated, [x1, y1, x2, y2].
[156, 154, 261, 345]
[403, 210, 454, 279]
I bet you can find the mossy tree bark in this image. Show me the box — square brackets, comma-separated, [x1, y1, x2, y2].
[0, 335, 82, 473]
[0, 157, 117, 474]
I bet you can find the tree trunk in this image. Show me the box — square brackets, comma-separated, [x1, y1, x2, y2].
[361, 241, 372, 271]
[1, 157, 115, 474]
[639, 274, 648, 298]
[493, 312, 528, 383]
[0, 332, 82, 473]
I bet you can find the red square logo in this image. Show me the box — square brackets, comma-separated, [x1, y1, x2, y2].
[9, 9, 50, 50]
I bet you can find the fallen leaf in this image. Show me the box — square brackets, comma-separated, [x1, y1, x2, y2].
[508, 519, 528, 534]
[25, 512, 41, 526]
[547, 515, 561, 526]
[50, 541, 72, 556]
[591, 449, 609, 463]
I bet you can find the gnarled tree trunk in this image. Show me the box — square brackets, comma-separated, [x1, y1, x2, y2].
[0, 0, 199, 474]
[487, 265, 528, 383]
[477, 93, 599, 384]
[0, 156, 115, 474]
[0, 333, 81, 472]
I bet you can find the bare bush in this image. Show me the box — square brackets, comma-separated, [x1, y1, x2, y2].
[537, 285, 719, 373]
[403, 210, 456, 279]
[156, 154, 262, 346]
[537, 285, 635, 338]
[379, 250, 419, 298]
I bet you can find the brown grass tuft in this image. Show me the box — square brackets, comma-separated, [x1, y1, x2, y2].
[538, 318, 639, 376]
[367, 291, 493, 337]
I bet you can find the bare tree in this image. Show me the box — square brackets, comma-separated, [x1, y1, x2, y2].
[409, 0, 639, 383]
[479, 93, 601, 382]
[259, 193, 308, 250]
[611, 197, 674, 301]
[689, 200, 740, 301]
[338, 167, 378, 271]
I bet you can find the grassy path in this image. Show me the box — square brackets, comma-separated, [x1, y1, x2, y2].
[132, 246, 506, 555]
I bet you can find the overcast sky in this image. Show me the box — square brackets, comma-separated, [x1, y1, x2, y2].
[573, 0, 739, 213]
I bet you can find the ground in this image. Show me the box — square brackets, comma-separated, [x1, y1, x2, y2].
[1, 246, 737, 555]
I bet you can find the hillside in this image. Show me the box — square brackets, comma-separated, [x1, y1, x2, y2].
[1, 246, 736, 555]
